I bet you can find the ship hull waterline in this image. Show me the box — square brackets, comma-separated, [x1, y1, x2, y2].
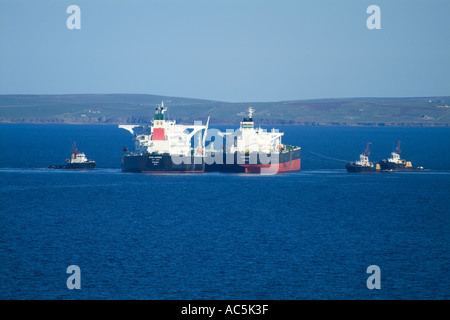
[122, 153, 205, 173]
[378, 160, 424, 171]
[205, 149, 301, 173]
[49, 162, 96, 170]
[122, 150, 301, 174]
[345, 163, 378, 173]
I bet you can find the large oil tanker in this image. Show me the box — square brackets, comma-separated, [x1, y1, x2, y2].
[204, 107, 301, 174]
[119, 102, 209, 173]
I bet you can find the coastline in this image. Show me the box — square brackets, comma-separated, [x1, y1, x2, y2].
[0, 119, 448, 127]
[1, 94, 449, 127]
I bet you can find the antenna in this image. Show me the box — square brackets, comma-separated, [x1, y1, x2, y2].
[162, 101, 167, 113]
[248, 107, 254, 119]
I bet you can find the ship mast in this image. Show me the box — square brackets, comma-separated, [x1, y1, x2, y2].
[365, 142, 371, 157]
[73, 141, 80, 155]
[396, 140, 401, 155]
[248, 106, 254, 119]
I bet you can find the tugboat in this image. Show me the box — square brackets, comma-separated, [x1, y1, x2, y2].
[204, 107, 301, 174]
[345, 142, 379, 173]
[119, 101, 209, 173]
[378, 141, 424, 171]
[49, 142, 96, 169]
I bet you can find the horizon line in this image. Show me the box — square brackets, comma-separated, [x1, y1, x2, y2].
[0, 93, 449, 104]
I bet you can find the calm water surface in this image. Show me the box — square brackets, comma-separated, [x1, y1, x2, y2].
[0, 124, 449, 299]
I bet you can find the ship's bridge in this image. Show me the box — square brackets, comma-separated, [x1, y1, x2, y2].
[234, 107, 284, 154]
[119, 102, 209, 156]
[240, 107, 255, 129]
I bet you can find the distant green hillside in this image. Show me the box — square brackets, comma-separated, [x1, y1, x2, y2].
[0, 94, 449, 126]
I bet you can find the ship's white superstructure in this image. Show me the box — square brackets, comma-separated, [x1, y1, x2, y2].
[355, 153, 373, 167]
[235, 107, 284, 153]
[353, 142, 374, 167]
[70, 152, 89, 163]
[387, 151, 405, 165]
[119, 101, 209, 157]
[67, 142, 93, 164]
[214, 107, 296, 154]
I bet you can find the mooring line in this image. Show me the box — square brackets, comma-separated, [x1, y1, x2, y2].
[306, 151, 351, 163]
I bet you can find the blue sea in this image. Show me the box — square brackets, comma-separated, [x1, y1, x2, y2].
[0, 124, 449, 300]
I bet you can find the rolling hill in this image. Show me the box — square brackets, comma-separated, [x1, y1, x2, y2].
[0, 94, 449, 126]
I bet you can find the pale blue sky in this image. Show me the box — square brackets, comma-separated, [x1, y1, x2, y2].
[0, 0, 449, 102]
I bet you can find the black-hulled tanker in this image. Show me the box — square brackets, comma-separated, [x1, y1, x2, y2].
[119, 102, 208, 173]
